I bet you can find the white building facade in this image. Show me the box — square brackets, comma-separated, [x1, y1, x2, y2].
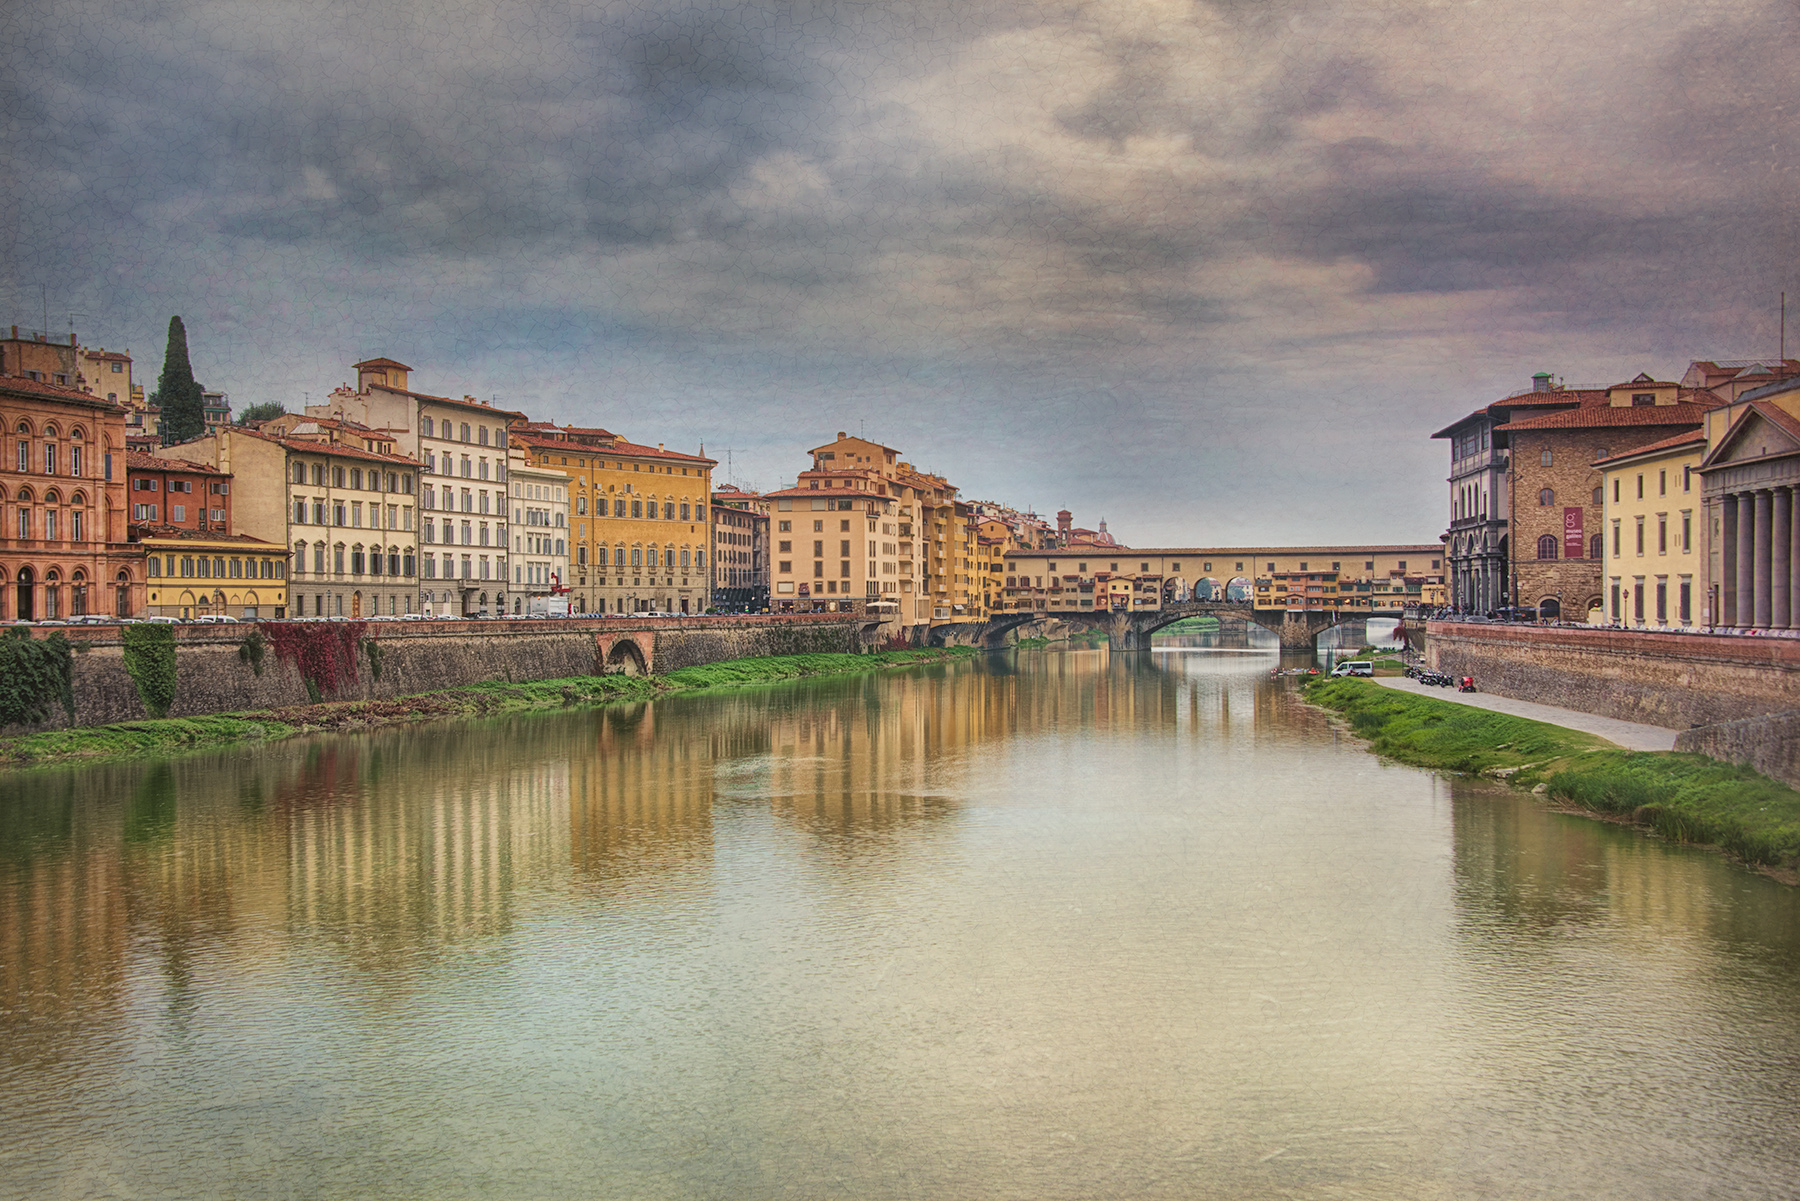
[510, 461, 571, 613]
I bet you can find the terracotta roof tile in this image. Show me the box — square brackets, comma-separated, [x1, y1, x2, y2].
[0, 375, 128, 410]
[1591, 429, 1707, 466]
[1496, 400, 1719, 432]
[127, 451, 228, 474]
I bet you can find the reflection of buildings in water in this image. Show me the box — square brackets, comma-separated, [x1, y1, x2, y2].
[1445, 775, 1800, 951]
[569, 706, 715, 890]
[284, 742, 572, 960]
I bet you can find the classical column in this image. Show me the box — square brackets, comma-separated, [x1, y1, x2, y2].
[1736, 492, 1755, 627]
[1775, 487, 1794, 629]
[1791, 486, 1800, 630]
[1719, 495, 1737, 625]
[1754, 489, 1775, 628]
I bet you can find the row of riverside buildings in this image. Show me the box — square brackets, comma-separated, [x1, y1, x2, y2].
[1436, 357, 1800, 629]
[0, 338, 1100, 627]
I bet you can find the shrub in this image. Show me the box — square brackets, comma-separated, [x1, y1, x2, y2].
[0, 627, 75, 726]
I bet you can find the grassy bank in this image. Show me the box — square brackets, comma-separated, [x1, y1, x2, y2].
[0, 647, 980, 770]
[1306, 678, 1800, 874]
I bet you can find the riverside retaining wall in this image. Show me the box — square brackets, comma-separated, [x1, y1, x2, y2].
[1426, 621, 1800, 729]
[7, 615, 867, 733]
[1675, 711, 1800, 791]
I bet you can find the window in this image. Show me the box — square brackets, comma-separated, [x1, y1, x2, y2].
[1636, 474, 1644, 500]
[1541, 450, 1553, 466]
[1658, 469, 1666, 496]
[1633, 393, 1654, 406]
[1589, 533, 1603, 561]
[1657, 515, 1667, 554]
[1683, 465, 1691, 492]
[1681, 511, 1691, 553]
[1592, 487, 1603, 506]
[1537, 535, 1559, 560]
[1635, 518, 1645, 556]
[1538, 488, 1554, 506]
[422, 416, 434, 437]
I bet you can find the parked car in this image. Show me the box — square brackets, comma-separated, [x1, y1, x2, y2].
[1331, 660, 1373, 678]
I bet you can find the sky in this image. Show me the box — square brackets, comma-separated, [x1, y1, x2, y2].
[4, 0, 1797, 545]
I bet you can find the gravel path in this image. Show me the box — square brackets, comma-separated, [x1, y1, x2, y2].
[1373, 676, 1682, 752]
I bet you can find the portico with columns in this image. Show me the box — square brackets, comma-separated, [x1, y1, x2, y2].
[1700, 402, 1800, 629]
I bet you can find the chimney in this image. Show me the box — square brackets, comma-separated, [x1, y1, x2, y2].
[1532, 372, 1553, 392]
[837, 431, 847, 440]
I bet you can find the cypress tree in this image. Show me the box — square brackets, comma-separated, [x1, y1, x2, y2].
[153, 316, 207, 446]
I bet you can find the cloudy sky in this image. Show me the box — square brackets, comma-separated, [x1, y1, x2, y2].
[4, 0, 1797, 544]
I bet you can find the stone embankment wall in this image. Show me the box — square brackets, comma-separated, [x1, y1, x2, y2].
[1427, 622, 1800, 729]
[1675, 711, 1800, 791]
[9, 615, 865, 733]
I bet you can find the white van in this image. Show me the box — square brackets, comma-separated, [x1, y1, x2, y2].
[1331, 660, 1373, 678]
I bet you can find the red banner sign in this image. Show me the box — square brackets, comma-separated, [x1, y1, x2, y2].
[1564, 507, 1585, 559]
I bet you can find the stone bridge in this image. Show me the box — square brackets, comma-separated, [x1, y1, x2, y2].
[930, 601, 1354, 651]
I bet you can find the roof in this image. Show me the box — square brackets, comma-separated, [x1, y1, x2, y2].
[1430, 389, 1599, 439]
[1603, 374, 1681, 390]
[1591, 429, 1707, 468]
[518, 431, 714, 466]
[808, 434, 902, 456]
[519, 421, 618, 440]
[131, 526, 286, 550]
[1737, 376, 1800, 405]
[228, 427, 421, 467]
[0, 374, 129, 411]
[127, 451, 228, 474]
[81, 349, 131, 362]
[1495, 395, 1719, 432]
[352, 357, 413, 371]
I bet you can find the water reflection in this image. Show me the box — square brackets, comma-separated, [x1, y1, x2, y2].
[1, 649, 1798, 1199]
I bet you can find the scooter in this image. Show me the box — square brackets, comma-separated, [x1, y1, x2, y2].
[1458, 676, 1477, 693]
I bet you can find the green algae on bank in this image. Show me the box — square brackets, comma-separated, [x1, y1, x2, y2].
[0, 647, 982, 770]
[1306, 677, 1800, 874]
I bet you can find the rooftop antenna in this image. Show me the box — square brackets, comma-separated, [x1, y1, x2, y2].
[41, 285, 48, 338]
[715, 446, 743, 484]
[1783, 292, 1787, 361]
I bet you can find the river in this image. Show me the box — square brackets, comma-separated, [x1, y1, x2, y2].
[3, 644, 1798, 1199]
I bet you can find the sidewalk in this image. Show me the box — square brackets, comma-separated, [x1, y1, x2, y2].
[1373, 676, 1682, 752]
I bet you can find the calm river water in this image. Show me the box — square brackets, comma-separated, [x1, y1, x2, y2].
[4, 645, 1799, 1200]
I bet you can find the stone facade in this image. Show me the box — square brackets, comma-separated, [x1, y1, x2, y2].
[1426, 620, 1800, 729]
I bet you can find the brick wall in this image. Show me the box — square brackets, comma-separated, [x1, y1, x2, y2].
[1507, 426, 1688, 617]
[1427, 620, 1800, 728]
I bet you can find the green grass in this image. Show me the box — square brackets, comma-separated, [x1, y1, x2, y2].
[1, 714, 296, 765]
[0, 647, 981, 769]
[1306, 678, 1800, 870]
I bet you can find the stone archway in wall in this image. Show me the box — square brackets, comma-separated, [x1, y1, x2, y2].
[1538, 597, 1561, 620]
[605, 638, 648, 676]
[1224, 576, 1252, 603]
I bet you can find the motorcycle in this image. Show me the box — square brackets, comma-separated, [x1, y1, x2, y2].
[1458, 676, 1477, 693]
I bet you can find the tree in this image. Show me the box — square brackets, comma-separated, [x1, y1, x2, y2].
[152, 316, 206, 446]
[235, 401, 286, 427]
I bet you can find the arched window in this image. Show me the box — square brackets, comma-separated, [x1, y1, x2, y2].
[1537, 534, 1559, 560]
[1589, 533, 1603, 561]
[1538, 488, 1554, 506]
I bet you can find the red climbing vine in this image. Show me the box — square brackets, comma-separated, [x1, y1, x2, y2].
[262, 621, 368, 702]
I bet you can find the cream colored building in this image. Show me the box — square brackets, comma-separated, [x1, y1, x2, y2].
[510, 460, 571, 612]
[1596, 431, 1704, 627]
[155, 425, 420, 619]
[304, 358, 527, 616]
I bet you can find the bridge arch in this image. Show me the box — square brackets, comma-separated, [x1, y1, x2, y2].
[606, 638, 648, 675]
[1224, 576, 1252, 602]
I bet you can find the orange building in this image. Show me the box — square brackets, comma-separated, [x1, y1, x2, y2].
[0, 374, 133, 620]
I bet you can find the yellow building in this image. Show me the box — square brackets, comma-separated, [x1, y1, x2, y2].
[140, 530, 289, 619]
[515, 426, 714, 615]
[1597, 431, 1704, 627]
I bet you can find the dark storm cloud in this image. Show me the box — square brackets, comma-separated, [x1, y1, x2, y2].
[4, 0, 1800, 543]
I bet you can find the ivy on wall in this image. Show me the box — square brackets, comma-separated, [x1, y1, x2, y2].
[122, 624, 178, 719]
[239, 630, 268, 677]
[362, 638, 385, 682]
[262, 621, 368, 704]
[0, 627, 75, 726]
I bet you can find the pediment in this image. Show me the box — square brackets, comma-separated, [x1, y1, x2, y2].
[1701, 406, 1800, 469]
